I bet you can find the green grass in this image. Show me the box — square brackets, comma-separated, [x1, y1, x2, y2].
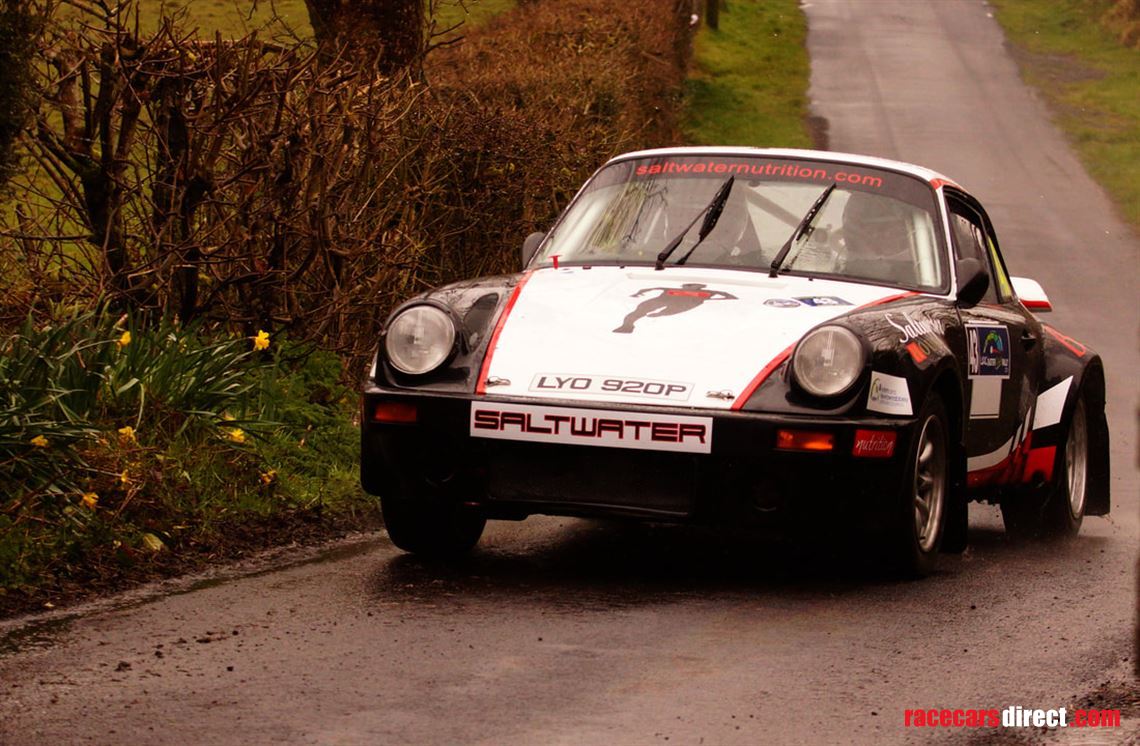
[990, 0, 1140, 229]
[683, 0, 812, 148]
[142, 0, 514, 38]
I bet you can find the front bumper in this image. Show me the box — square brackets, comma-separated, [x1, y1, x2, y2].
[361, 389, 921, 528]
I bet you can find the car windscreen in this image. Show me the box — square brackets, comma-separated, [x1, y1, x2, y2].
[534, 155, 948, 292]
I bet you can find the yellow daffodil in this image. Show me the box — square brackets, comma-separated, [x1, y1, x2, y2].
[117, 425, 137, 444]
[228, 428, 247, 444]
[30, 435, 48, 448]
[119, 469, 130, 485]
[259, 469, 277, 486]
[253, 330, 270, 351]
[117, 331, 132, 349]
[81, 492, 99, 509]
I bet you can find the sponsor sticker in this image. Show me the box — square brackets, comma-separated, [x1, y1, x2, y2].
[764, 298, 802, 308]
[853, 429, 897, 458]
[794, 296, 852, 307]
[866, 372, 913, 416]
[885, 311, 945, 343]
[529, 374, 692, 402]
[966, 324, 1011, 378]
[470, 402, 713, 454]
[627, 160, 886, 190]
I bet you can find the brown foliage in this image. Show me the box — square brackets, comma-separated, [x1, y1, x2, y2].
[305, 0, 426, 75]
[1106, 0, 1140, 47]
[0, 0, 691, 371]
[423, 0, 693, 268]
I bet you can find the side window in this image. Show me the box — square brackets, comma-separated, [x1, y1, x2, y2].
[948, 202, 999, 305]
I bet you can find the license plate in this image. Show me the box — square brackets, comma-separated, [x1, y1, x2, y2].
[470, 402, 712, 454]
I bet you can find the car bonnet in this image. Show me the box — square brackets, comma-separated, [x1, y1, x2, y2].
[478, 266, 909, 410]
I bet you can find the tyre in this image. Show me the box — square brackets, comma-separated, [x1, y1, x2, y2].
[887, 395, 949, 577]
[1044, 390, 1088, 537]
[1001, 388, 1088, 539]
[381, 495, 486, 558]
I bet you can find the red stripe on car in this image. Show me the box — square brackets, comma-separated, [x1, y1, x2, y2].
[1043, 324, 1087, 357]
[731, 345, 794, 410]
[475, 271, 534, 395]
[860, 290, 920, 308]
[967, 432, 1055, 488]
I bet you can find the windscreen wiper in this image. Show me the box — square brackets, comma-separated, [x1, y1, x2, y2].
[769, 182, 837, 278]
[654, 176, 735, 271]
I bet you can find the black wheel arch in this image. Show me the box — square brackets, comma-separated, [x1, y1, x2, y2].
[914, 361, 968, 502]
[1071, 357, 1109, 516]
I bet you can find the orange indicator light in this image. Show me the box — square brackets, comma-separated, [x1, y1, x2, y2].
[372, 401, 418, 424]
[776, 429, 835, 452]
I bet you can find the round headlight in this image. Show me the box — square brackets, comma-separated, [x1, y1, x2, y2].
[791, 325, 865, 398]
[384, 305, 456, 375]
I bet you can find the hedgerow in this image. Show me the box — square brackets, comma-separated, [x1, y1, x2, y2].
[0, 0, 692, 605]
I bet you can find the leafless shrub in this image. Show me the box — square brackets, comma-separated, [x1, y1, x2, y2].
[0, 0, 690, 371]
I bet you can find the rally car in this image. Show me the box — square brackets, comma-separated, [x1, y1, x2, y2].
[361, 147, 1109, 575]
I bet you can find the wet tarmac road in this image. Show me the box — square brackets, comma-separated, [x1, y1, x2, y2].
[2, 1, 1138, 744]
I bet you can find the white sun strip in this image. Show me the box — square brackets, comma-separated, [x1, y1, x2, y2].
[1032, 377, 1072, 431]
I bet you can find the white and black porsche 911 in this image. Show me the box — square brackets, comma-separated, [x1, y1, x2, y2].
[361, 147, 1109, 575]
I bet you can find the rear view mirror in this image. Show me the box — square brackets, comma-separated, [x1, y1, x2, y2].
[955, 258, 990, 308]
[1011, 276, 1052, 312]
[521, 232, 545, 269]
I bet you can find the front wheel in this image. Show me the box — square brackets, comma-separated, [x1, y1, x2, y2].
[887, 396, 949, 577]
[381, 495, 486, 558]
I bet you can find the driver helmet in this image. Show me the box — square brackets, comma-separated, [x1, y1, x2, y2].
[842, 191, 913, 260]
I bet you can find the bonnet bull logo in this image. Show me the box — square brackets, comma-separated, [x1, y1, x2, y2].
[613, 283, 737, 334]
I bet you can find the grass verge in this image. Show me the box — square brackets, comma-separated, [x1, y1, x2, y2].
[989, 0, 1140, 229]
[683, 0, 812, 148]
[0, 312, 378, 618]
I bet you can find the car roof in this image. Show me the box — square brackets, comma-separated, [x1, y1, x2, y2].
[606, 147, 962, 190]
